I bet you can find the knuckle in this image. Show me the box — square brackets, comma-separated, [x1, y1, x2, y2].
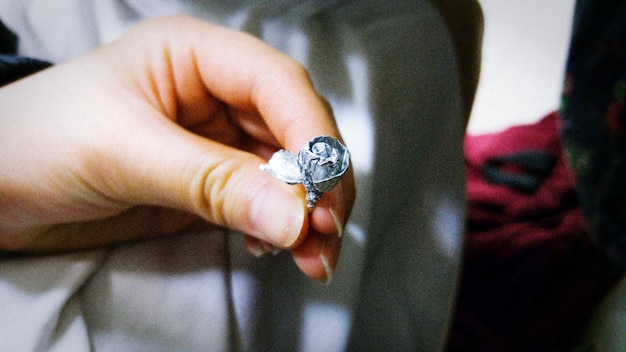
[187, 154, 253, 229]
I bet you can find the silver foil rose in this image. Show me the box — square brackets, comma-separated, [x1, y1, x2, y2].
[260, 136, 350, 209]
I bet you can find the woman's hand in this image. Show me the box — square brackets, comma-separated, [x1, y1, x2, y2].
[0, 16, 355, 282]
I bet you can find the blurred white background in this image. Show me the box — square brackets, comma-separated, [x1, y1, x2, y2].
[467, 0, 576, 135]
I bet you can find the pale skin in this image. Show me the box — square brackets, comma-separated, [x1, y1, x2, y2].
[0, 16, 355, 283]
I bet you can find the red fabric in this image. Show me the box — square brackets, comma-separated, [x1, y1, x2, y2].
[447, 112, 624, 351]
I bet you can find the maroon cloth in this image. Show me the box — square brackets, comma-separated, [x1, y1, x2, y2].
[447, 112, 624, 351]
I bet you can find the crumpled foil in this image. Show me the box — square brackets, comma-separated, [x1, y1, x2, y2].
[260, 136, 350, 209]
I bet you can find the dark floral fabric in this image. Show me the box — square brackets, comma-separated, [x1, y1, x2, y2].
[560, 0, 626, 265]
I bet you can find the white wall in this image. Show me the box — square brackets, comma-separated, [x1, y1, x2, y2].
[467, 0, 576, 134]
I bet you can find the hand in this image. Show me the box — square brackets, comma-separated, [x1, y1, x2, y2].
[0, 16, 355, 282]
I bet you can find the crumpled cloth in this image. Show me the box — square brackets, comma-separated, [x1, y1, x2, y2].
[448, 112, 624, 351]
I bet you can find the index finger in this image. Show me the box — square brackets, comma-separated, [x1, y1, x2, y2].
[169, 16, 340, 152]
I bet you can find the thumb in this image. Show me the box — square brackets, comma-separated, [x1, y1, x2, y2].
[96, 117, 309, 248]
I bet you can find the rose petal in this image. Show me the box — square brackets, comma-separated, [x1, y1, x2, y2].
[260, 150, 303, 184]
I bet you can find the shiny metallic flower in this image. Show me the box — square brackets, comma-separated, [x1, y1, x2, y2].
[260, 136, 350, 209]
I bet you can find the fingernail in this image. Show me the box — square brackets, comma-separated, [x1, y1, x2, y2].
[251, 242, 268, 258]
[246, 238, 267, 258]
[319, 237, 340, 285]
[329, 207, 344, 238]
[320, 251, 334, 285]
[260, 241, 283, 256]
[251, 186, 306, 247]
